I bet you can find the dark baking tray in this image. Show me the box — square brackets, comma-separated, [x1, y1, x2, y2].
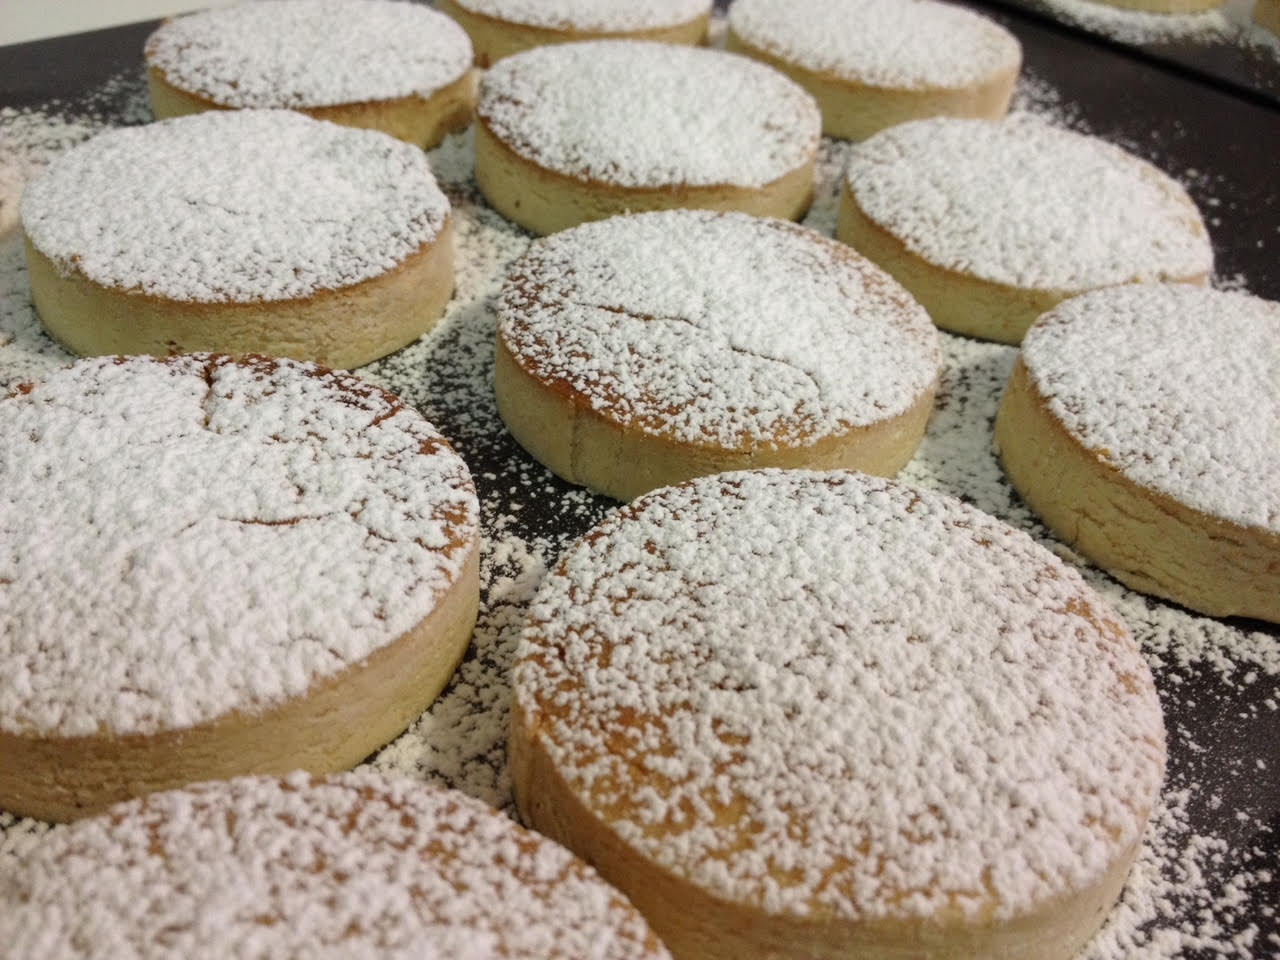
[1, 6, 1277, 957]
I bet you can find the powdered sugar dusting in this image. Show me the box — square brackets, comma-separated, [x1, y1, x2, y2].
[146, 0, 472, 109]
[452, 0, 710, 32]
[844, 115, 1214, 291]
[729, 0, 1021, 90]
[0, 772, 668, 958]
[0, 354, 478, 736]
[1020, 284, 1280, 531]
[500, 210, 940, 447]
[517, 469, 1166, 919]
[477, 41, 820, 188]
[21, 109, 450, 303]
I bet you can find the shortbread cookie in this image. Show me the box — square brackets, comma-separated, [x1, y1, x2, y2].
[495, 210, 940, 500]
[838, 116, 1213, 344]
[511, 469, 1166, 960]
[995, 284, 1279, 622]
[146, 0, 475, 148]
[0, 355, 480, 821]
[438, 0, 712, 66]
[475, 42, 820, 235]
[0, 772, 670, 958]
[727, 0, 1021, 140]
[21, 110, 453, 369]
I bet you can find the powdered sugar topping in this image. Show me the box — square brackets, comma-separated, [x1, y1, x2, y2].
[1021, 284, 1280, 531]
[451, 0, 710, 32]
[21, 110, 450, 303]
[845, 115, 1213, 292]
[0, 772, 667, 958]
[500, 210, 940, 447]
[516, 469, 1166, 919]
[478, 42, 820, 189]
[0, 355, 478, 736]
[729, 0, 1021, 90]
[145, 0, 472, 109]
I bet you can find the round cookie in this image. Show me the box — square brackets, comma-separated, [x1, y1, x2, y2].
[437, 0, 712, 67]
[495, 210, 941, 501]
[726, 0, 1022, 141]
[20, 110, 454, 369]
[511, 469, 1166, 960]
[837, 115, 1213, 344]
[0, 355, 480, 821]
[0, 772, 671, 958]
[995, 283, 1280, 622]
[475, 41, 821, 235]
[145, 0, 475, 148]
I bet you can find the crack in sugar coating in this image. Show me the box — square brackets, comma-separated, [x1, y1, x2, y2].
[516, 470, 1165, 919]
[451, 0, 710, 32]
[477, 41, 820, 189]
[20, 110, 450, 303]
[0, 772, 669, 958]
[145, 0, 473, 110]
[844, 115, 1212, 292]
[499, 210, 940, 448]
[0, 355, 478, 737]
[729, 0, 1021, 91]
[1021, 284, 1280, 532]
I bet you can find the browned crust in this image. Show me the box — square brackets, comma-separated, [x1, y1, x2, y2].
[474, 117, 815, 236]
[725, 30, 1019, 141]
[995, 357, 1280, 622]
[1256, 0, 1280, 35]
[146, 65, 476, 149]
[437, 0, 711, 67]
[0, 545, 479, 822]
[24, 218, 455, 370]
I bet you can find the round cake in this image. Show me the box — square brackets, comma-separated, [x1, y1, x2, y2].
[995, 283, 1279, 622]
[475, 41, 821, 235]
[495, 210, 941, 501]
[0, 354, 480, 821]
[145, 0, 475, 148]
[0, 772, 671, 958]
[837, 115, 1213, 344]
[726, 0, 1022, 140]
[21, 110, 454, 370]
[437, 0, 712, 67]
[511, 469, 1166, 960]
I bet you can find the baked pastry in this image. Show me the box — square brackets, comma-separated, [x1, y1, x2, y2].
[727, 0, 1021, 140]
[1256, 0, 1280, 36]
[475, 41, 820, 235]
[495, 210, 941, 501]
[838, 115, 1213, 344]
[0, 772, 670, 958]
[0, 354, 480, 821]
[146, 0, 475, 148]
[511, 469, 1166, 960]
[995, 283, 1279, 622]
[438, 0, 712, 67]
[21, 110, 454, 370]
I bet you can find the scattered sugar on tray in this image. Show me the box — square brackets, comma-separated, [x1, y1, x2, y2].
[500, 210, 940, 447]
[449, 0, 709, 32]
[146, 0, 473, 109]
[728, 0, 1020, 89]
[477, 41, 820, 189]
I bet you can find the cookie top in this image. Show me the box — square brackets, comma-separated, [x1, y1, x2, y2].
[729, 0, 1020, 91]
[449, 0, 710, 32]
[844, 116, 1212, 292]
[0, 772, 670, 959]
[0, 354, 478, 737]
[477, 41, 820, 189]
[499, 210, 940, 449]
[145, 0, 473, 109]
[20, 110, 450, 303]
[515, 469, 1166, 921]
[1020, 283, 1280, 532]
